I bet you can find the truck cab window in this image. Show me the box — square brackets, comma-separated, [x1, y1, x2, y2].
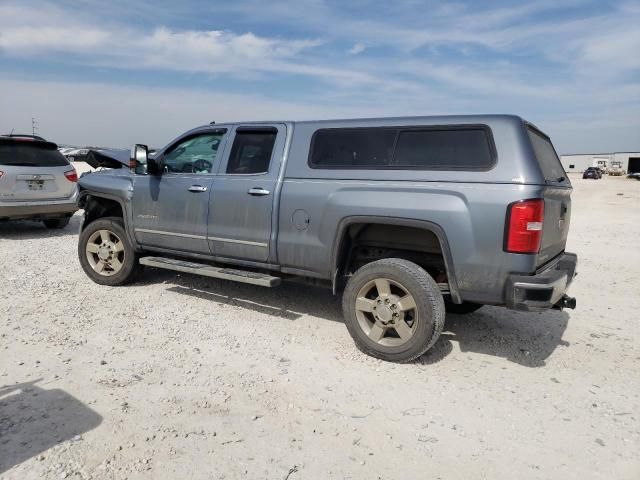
[226, 130, 277, 174]
[163, 133, 223, 174]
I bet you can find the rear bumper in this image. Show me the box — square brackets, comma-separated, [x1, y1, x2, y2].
[0, 191, 78, 220]
[505, 252, 577, 311]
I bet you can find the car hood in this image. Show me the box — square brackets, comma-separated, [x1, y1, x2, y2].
[85, 148, 130, 169]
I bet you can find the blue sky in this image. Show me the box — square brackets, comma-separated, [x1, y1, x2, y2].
[0, 0, 639, 153]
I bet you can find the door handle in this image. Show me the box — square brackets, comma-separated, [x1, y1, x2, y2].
[247, 187, 270, 196]
[188, 185, 208, 193]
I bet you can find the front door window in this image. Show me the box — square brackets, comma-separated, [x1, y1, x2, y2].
[163, 133, 224, 174]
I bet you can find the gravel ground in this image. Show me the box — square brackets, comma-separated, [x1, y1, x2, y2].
[1, 171, 639, 480]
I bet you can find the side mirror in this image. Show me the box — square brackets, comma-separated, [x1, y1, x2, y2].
[131, 144, 161, 175]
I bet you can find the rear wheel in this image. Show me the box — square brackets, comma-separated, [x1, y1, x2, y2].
[43, 217, 70, 229]
[445, 300, 483, 314]
[342, 258, 445, 363]
[78, 217, 141, 285]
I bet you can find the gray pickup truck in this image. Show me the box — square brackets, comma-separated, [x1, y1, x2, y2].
[77, 115, 577, 362]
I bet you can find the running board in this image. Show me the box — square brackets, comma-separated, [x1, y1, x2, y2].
[139, 257, 281, 287]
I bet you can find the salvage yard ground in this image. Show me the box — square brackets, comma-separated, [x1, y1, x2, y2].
[1, 171, 639, 480]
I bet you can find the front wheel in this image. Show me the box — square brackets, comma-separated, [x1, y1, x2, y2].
[342, 258, 445, 363]
[78, 216, 141, 286]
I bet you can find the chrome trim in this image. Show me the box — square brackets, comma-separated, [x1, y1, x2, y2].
[135, 228, 207, 240]
[208, 236, 268, 248]
[134, 229, 268, 247]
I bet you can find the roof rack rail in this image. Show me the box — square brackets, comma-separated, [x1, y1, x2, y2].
[1, 133, 47, 141]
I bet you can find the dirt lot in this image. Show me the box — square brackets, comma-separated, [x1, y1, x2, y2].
[1, 171, 639, 480]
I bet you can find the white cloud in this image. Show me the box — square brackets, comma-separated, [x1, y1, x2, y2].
[0, 0, 638, 153]
[0, 4, 323, 78]
[0, 78, 385, 147]
[0, 26, 110, 52]
[348, 43, 366, 55]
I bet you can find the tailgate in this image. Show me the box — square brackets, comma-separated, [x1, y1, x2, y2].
[1, 167, 76, 201]
[524, 125, 573, 266]
[538, 186, 571, 266]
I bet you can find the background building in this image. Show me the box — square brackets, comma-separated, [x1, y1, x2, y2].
[560, 152, 640, 174]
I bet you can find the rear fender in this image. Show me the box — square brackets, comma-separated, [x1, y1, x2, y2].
[330, 215, 461, 303]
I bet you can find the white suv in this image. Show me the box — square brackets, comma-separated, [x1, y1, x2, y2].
[0, 135, 78, 228]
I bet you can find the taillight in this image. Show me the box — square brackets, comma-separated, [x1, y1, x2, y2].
[64, 168, 78, 182]
[504, 199, 544, 254]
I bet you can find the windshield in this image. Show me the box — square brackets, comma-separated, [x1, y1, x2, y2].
[0, 141, 69, 167]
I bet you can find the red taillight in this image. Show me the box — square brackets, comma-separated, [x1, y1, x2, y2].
[64, 168, 78, 182]
[505, 199, 544, 254]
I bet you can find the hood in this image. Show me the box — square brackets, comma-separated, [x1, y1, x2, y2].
[85, 148, 130, 169]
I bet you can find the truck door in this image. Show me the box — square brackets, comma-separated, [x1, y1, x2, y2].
[207, 124, 286, 263]
[131, 129, 228, 254]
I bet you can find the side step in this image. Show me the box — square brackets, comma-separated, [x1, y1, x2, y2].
[139, 257, 281, 287]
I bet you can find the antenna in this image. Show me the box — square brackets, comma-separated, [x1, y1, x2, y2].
[32, 117, 39, 136]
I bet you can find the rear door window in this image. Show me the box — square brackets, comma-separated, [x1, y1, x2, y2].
[526, 127, 568, 184]
[226, 129, 277, 174]
[0, 141, 69, 167]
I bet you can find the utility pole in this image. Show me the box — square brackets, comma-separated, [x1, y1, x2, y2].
[31, 117, 39, 137]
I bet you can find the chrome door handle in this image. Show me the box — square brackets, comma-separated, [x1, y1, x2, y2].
[247, 187, 270, 196]
[188, 185, 208, 193]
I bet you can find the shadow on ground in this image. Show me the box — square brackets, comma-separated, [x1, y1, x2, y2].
[0, 214, 81, 240]
[0, 380, 102, 474]
[163, 273, 343, 323]
[147, 269, 570, 368]
[419, 307, 570, 367]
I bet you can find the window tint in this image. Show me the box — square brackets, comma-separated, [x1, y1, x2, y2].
[527, 128, 567, 183]
[226, 130, 277, 174]
[0, 142, 69, 167]
[309, 129, 396, 168]
[163, 133, 224, 174]
[308, 126, 495, 170]
[394, 129, 493, 168]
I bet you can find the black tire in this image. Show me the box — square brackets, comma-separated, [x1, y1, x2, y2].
[445, 300, 483, 315]
[43, 217, 70, 229]
[78, 216, 141, 286]
[342, 258, 445, 363]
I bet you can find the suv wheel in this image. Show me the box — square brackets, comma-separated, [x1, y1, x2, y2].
[78, 216, 141, 286]
[342, 258, 445, 363]
[43, 217, 70, 229]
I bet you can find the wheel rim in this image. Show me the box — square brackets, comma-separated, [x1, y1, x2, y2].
[354, 278, 418, 347]
[85, 229, 125, 276]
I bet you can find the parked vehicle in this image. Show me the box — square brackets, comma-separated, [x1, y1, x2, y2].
[58, 146, 76, 156]
[65, 148, 90, 162]
[77, 115, 577, 362]
[583, 167, 602, 179]
[0, 134, 78, 228]
[607, 161, 626, 176]
[593, 159, 608, 176]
